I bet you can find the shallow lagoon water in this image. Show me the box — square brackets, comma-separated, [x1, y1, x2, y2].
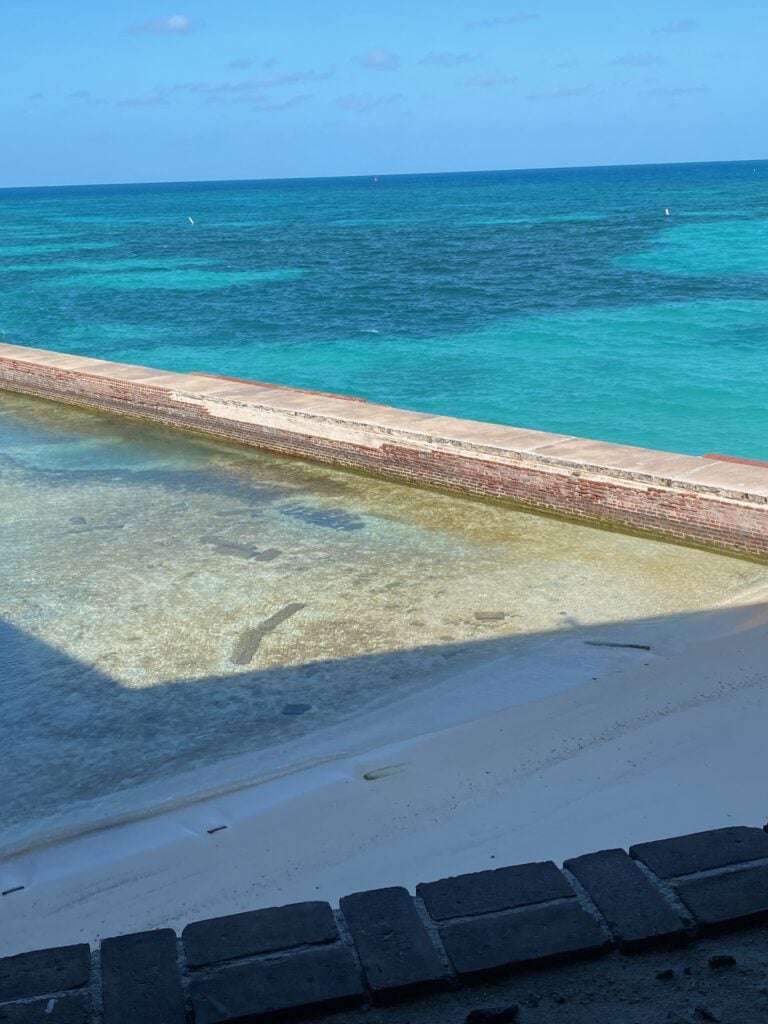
[2, 391, 768, 851]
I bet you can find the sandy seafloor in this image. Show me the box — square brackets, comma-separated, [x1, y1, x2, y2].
[1, 392, 768, 954]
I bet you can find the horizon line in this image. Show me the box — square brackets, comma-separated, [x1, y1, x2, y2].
[1, 155, 766, 193]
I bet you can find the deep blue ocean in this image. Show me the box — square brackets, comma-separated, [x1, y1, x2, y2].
[1, 161, 767, 458]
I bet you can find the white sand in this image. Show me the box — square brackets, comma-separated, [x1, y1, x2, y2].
[3, 594, 767, 957]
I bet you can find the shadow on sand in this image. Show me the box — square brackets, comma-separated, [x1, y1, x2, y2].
[3, 593, 766, 858]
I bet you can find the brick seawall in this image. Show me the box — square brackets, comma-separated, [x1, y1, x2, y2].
[2, 825, 768, 1022]
[1, 341, 768, 558]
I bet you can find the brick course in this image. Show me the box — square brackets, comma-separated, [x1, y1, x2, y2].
[188, 944, 364, 1024]
[437, 902, 612, 981]
[675, 864, 768, 932]
[0, 994, 90, 1023]
[1, 342, 768, 559]
[0, 946, 90, 1004]
[100, 930, 185, 1024]
[630, 827, 768, 878]
[182, 901, 338, 969]
[563, 848, 689, 951]
[339, 886, 449, 1000]
[416, 862, 574, 921]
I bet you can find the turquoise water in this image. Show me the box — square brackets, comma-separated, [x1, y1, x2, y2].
[1, 161, 767, 458]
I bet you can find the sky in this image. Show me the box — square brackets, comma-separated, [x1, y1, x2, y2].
[1, 0, 765, 187]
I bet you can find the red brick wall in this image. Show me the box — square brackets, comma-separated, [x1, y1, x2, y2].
[2, 354, 767, 560]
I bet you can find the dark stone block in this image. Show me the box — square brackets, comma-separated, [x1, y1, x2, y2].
[630, 827, 768, 878]
[189, 944, 364, 1024]
[0, 945, 90, 1002]
[100, 929, 184, 1024]
[183, 900, 338, 969]
[417, 861, 573, 921]
[564, 847, 689, 951]
[0, 994, 89, 1023]
[340, 886, 449, 999]
[675, 863, 768, 932]
[709, 954, 736, 969]
[465, 1007, 519, 1023]
[439, 901, 612, 981]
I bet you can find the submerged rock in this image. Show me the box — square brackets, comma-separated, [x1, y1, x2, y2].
[282, 703, 311, 716]
[200, 535, 282, 561]
[258, 602, 307, 633]
[231, 628, 264, 665]
[279, 504, 365, 531]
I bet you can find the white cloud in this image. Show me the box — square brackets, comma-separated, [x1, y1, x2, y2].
[654, 19, 699, 34]
[228, 56, 287, 72]
[419, 51, 478, 67]
[129, 14, 197, 35]
[70, 89, 107, 105]
[609, 52, 666, 67]
[361, 48, 400, 71]
[204, 69, 332, 96]
[527, 85, 596, 101]
[463, 72, 517, 87]
[117, 88, 170, 106]
[642, 84, 707, 97]
[465, 14, 539, 30]
[251, 95, 309, 112]
[335, 93, 403, 113]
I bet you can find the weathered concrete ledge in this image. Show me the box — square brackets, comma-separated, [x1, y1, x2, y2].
[2, 825, 768, 1022]
[1, 341, 767, 558]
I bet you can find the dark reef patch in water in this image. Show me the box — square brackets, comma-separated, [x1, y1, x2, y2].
[199, 536, 282, 561]
[279, 504, 366, 531]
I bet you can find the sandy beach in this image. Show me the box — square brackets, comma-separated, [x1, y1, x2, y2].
[3, 586, 767, 957]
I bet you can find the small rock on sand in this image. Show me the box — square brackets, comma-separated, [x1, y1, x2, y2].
[708, 954, 736, 969]
[200, 535, 282, 561]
